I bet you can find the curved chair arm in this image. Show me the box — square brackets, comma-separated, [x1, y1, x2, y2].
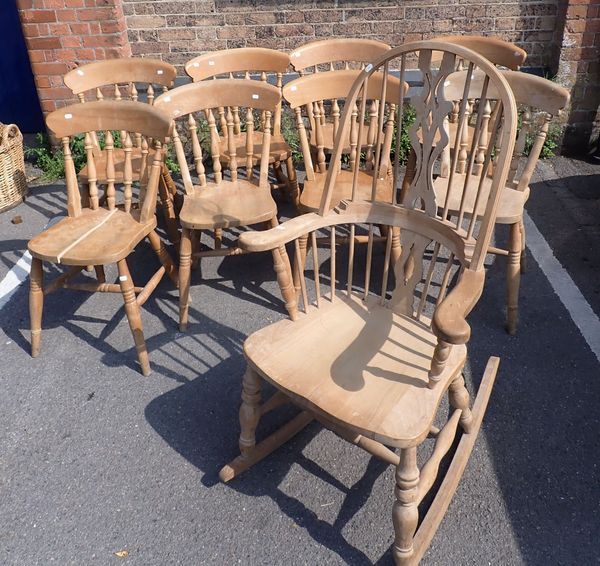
[432, 268, 485, 345]
[238, 212, 333, 252]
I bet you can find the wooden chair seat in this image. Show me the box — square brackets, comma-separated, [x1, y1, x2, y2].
[179, 180, 277, 230]
[28, 207, 156, 265]
[219, 132, 291, 164]
[432, 174, 529, 224]
[299, 169, 393, 212]
[245, 295, 466, 448]
[78, 147, 156, 183]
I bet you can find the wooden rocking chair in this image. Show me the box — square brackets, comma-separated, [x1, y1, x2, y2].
[63, 58, 180, 247]
[28, 101, 178, 376]
[154, 80, 293, 332]
[219, 41, 517, 564]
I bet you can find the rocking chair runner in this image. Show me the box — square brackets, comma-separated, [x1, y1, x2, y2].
[28, 101, 178, 376]
[63, 58, 181, 247]
[220, 41, 517, 565]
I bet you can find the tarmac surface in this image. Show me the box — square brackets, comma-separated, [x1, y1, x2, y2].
[0, 156, 599, 565]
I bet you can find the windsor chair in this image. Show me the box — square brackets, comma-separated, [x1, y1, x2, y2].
[154, 80, 289, 332]
[184, 48, 298, 206]
[432, 70, 569, 334]
[219, 41, 517, 565]
[290, 38, 391, 154]
[28, 101, 178, 376]
[63, 58, 180, 246]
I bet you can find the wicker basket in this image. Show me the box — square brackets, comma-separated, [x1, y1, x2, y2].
[0, 123, 28, 213]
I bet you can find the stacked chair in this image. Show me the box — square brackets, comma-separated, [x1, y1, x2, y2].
[25, 34, 569, 563]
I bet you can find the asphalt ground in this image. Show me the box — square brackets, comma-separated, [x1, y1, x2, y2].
[0, 157, 599, 565]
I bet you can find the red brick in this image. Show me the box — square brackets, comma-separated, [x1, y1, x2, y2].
[55, 9, 77, 21]
[48, 22, 70, 35]
[100, 19, 126, 33]
[20, 9, 57, 23]
[78, 7, 118, 21]
[30, 61, 69, 75]
[61, 35, 82, 47]
[82, 34, 125, 47]
[26, 36, 61, 49]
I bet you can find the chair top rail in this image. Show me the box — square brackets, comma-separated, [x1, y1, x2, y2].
[185, 47, 291, 81]
[154, 79, 281, 119]
[283, 69, 407, 109]
[444, 69, 570, 116]
[290, 38, 391, 72]
[45, 100, 172, 140]
[63, 58, 177, 94]
[432, 34, 527, 69]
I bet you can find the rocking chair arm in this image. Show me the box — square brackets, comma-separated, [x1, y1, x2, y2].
[433, 268, 485, 345]
[238, 212, 331, 252]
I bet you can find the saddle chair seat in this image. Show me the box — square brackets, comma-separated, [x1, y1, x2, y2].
[244, 295, 466, 448]
[432, 174, 530, 224]
[299, 169, 394, 213]
[179, 180, 277, 230]
[28, 208, 156, 265]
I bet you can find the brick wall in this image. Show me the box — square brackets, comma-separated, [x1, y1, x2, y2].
[17, 0, 130, 113]
[122, 0, 559, 73]
[553, 0, 600, 153]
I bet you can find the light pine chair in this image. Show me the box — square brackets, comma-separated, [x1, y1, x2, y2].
[432, 70, 570, 334]
[184, 48, 298, 207]
[154, 79, 290, 332]
[283, 69, 407, 213]
[219, 41, 518, 564]
[289, 38, 391, 154]
[63, 58, 180, 247]
[28, 101, 178, 376]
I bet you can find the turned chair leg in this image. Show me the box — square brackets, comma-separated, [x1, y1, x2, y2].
[29, 257, 44, 358]
[117, 258, 150, 376]
[285, 156, 300, 209]
[179, 227, 193, 332]
[392, 447, 420, 565]
[147, 230, 178, 285]
[449, 374, 474, 433]
[238, 366, 263, 456]
[158, 173, 180, 250]
[519, 218, 527, 273]
[94, 265, 106, 283]
[506, 222, 522, 335]
[269, 217, 298, 321]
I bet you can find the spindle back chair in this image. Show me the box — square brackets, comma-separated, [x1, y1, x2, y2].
[289, 38, 392, 156]
[283, 69, 407, 213]
[184, 48, 298, 205]
[155, 79, 288, 331]
[28, 101, 178, 376]
[220, 41, 517, 565]
[433, 69, 570, 333]
[63, 58, 180, 245]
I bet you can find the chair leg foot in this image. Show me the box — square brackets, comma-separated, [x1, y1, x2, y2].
[179, 228, 192, 332]
[117, 259, 150, 376]
[29, 257, 44, 358]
